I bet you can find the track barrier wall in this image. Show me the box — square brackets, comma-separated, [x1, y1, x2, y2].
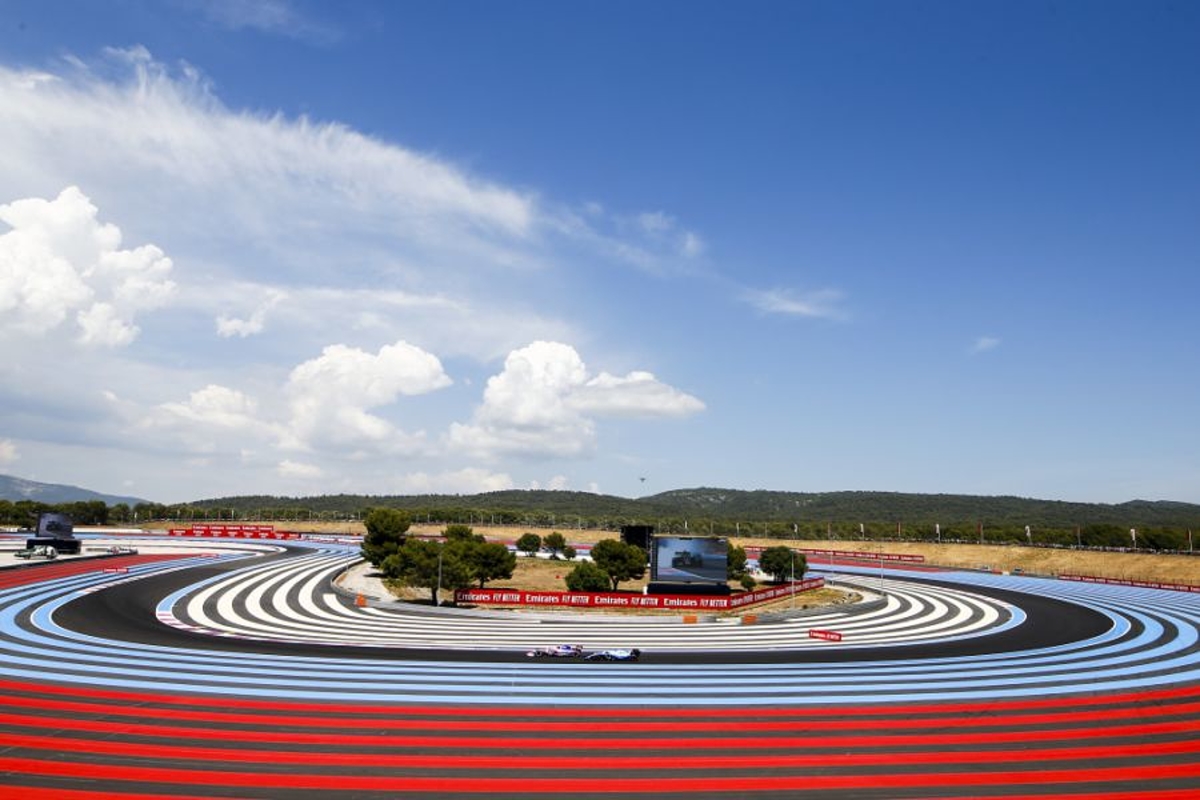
[456, 577, 825, 610]
[166, 525, 302, 540]
[1060, 573, 1200, 594]
[798, 548, 925, 563]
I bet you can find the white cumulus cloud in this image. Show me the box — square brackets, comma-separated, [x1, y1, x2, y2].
[571, 371, 706, 418]
[143, 384, 279, 454]
[285, 340, 452, 450]
[449, 341, 703, 459]
[158, 384, 263, 430]
[392, 467, 515, 494]
[277, 459, 323, 479]
[0, 186, 175, 346]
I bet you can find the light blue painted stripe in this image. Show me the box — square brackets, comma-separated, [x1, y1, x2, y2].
[0, 540, 1195, 707]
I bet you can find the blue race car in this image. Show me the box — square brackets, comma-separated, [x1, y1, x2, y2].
[585, 648, 641, 662]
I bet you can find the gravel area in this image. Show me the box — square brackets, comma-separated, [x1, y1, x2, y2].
[335, 559, 390, 599]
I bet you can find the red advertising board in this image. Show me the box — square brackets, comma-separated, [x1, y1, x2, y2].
[808, 629, 843, 641]
[455, 577, 825, 611]
[166, 525, 299, 540]
[799, 549, 925, 563]
[743, 547, 924, 564]
[1059, 574, 1200, 594]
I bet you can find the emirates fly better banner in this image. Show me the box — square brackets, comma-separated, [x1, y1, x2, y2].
[456, 577, 825, 610]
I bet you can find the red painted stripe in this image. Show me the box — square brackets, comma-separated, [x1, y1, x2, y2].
[4, 691, 1198, 733]
[0, 788, 236, 800]
[6, 789, 1174, 800]
[0, 756, 1195, 792]
[2, 730, 1198, 769]
[0, 554, 189, 589]
[2, 676, 1196, 719]
[1, 710, 1197, 751]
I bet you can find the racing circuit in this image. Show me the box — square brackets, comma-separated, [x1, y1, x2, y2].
[1, 534, 1198, 798]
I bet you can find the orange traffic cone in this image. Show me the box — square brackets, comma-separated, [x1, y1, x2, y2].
[355, 593, 366, 607]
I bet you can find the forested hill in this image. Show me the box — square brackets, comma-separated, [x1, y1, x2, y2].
[640, 489, 1200, 528]
[193, 487, 1200, 529]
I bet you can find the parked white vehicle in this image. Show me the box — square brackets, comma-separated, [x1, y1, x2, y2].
[15, 545, 57, 560]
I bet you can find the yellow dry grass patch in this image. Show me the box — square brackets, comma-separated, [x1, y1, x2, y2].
[740, 537, 1199, 585]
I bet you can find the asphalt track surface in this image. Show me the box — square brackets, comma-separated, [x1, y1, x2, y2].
[1, 537, 1198, 798]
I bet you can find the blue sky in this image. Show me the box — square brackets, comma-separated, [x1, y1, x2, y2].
[1, 1, 1197, 505]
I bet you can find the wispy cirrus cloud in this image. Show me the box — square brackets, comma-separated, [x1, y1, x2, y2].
[179, 0, 343, 45]
[743, 287, 847, 320]
[970, 335, 1001, 354]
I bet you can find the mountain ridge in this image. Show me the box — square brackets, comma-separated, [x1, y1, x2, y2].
[191, 486, 1200, 528]
[4, 473, 1198, 528]
[0, 474, 148, 507]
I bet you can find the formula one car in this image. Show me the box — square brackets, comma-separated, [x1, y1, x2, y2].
[584, 648, 641, 662]
[526, 644, 585, 658]
[671, 551, 703, 568]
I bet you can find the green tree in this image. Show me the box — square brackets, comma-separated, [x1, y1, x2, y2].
[132, 502, 161, 523]
[760, 546, 805, 583]
[565, 561, 611, 592]
[465, 541, 517, 588]
[382, 539, 470, 606]
[739, 573, 757, 592]
[61, 500, 108, 525]
[589, 539, 646, 591]
[14, 500, 47, 529]
[543, 531, 567, 559]
[361, 508, 411, 566]
[516, 532, 541, 555]
[443, 524, 483, 544]
[727, 543, 748, 581]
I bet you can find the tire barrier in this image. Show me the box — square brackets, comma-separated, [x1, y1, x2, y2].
[0, 538, 1197, 798]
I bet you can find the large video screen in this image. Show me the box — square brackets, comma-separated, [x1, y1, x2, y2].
[37, 512, 74, 537]
[652, 536, 728, 583]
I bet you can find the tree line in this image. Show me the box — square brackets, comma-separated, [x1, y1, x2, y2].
[3, 493, 1195, 555]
